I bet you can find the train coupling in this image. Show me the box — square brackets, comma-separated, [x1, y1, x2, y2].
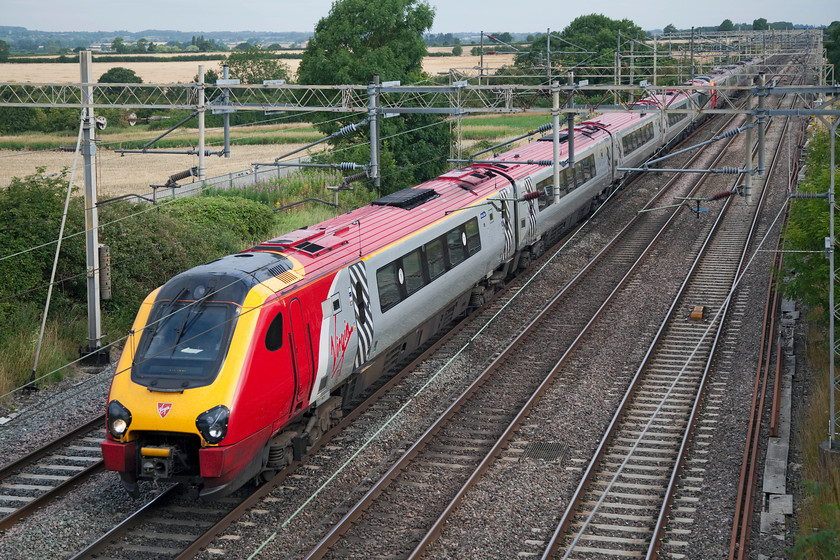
[140, 446, 175, 479]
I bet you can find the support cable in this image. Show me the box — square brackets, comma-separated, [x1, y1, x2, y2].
[30, 111, 85, 384]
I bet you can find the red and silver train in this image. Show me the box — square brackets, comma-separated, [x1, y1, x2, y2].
[102, 61, 756, 496]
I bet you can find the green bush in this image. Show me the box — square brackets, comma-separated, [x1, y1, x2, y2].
[0, 173, 276, 391]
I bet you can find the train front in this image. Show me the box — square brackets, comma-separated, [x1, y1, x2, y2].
[101, 251, 292, 497]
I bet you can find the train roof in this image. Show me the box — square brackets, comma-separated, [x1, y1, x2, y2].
[244, 76, 722, 290]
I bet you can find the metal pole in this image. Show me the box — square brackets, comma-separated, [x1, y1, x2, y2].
[567, 71, 575, 179]
[546, 28, 551, 84]
[653, 34, 658, 86]
[630, 40, 635, 103]
[552, 81, 560, 204]
[690, 27, 695, 80]
[744, 88, 753, 204]
[480, 31, 484, 86]
[758, 73, 766, 175]
[197, 65, 206, 180]
[615, 31, 620, 105]
[368, 74, 381, 194]
[80, 51, 104, 357]
[831, 119, 837, 445]
[223, 64, 230, 158]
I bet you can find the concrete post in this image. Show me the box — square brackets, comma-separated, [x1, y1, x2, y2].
[80, 51, 104, 358]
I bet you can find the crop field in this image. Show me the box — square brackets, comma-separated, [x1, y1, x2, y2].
[0, 50, 516, 83]
[0, 50, 531, 197]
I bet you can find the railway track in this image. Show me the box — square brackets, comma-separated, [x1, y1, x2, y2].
[0, 417, 105, 532]
[542, 64, 802, 560]
[57, 100, 741, 560]
[296, 100, 767, 559]
[9, 55, 808, 560]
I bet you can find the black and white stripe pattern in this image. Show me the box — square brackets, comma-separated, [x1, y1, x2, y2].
[350, 261, 374, 369]
[523, 177, 538, 245]
[501, 188, 514, 260]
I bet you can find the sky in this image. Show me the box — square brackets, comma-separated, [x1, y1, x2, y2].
[2, 0, 835, 34]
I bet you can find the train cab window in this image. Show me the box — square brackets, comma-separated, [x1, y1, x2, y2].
[447, 228, 467, 267]
[465, 218, 481, 256]
[265, 312, 284, 352]
[403, 249, 425, 296]
[425, 238, 446, 280]
[377, 263, 401, 312]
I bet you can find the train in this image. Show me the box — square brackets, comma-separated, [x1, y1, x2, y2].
[101, 60, 757, 497]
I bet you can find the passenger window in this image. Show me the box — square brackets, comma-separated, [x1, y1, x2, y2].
[402, 250, 425, 296]
[426, 238, 446, 280]
[265, 312, 284, 352]
[447, 229, 467, 267]
[377, 263, 401, 312]
[465, 219, 481, 256]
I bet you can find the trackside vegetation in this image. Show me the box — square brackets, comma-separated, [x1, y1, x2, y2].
[0, 168, 376, 399]
[782, 123, 840, 558]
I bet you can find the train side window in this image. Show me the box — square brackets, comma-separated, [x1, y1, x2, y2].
[402, 249, 425, 296]
[465, 218, 481, 256]
[536, 176, 557, 210]
[377, 263, 401, 312]
[265, 312, 284, 352]
[355, 281, 366, 326]
[426, 238, 446, 280]
[446, 228, 467, 268]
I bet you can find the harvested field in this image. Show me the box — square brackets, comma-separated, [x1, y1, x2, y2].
[0, 51, 519, 197]
[0, 142, 315, 199]
[0, 53, 516, 83]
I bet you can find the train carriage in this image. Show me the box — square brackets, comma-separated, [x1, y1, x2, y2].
[102, 63, 749, 496]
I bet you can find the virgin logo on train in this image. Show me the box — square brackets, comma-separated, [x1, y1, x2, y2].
[157, 403, 173, 418]
[331, 320, 354, 379]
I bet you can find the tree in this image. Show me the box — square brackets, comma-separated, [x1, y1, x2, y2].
[298, 0, 451, 194]
[826, 21, 840, 74]
[719, 19, 734, 32]
[224, 45, 289, 84]
[663, 24, 677, 34]
[111, 37, 129, 54]
[753, 18, 769, 30]
[516, 14, 647, 72]
[783, 128, 840, 324]
[98, 67, 142, 84]
[0, 40, 10, 62]
[493, 32, 514, 44]
[299, 0, 433, 85]
[452, 44, 463, 56]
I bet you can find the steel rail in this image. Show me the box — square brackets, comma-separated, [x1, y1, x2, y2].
[303, 102, 754, 560]
[727, 96, 803, 560]
[648, 99, 790, 560]
[404, 99, 758, 560]
[542, 64, 800, 559]
[68, 484, 180, 560]
[0, 415, 105, 532]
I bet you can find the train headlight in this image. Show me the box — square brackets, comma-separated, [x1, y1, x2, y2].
[107, 400, 132, 439]
[196, 405, 230, 444]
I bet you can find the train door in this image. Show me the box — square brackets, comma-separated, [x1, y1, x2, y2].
[289, 298, 313, 412]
